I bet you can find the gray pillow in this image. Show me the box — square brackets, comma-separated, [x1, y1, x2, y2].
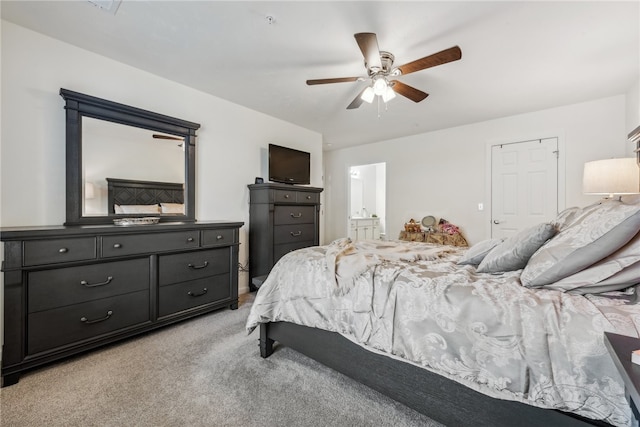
[552, 206, 581, 231]
[457, 238, 503, 265]
[541, 230, 640, 293]
[580, 261, 640, 294]
[476, 223, 557, 273]
[521, 201, 640, 287]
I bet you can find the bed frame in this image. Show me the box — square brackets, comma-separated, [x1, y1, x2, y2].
[260, 321, 612, 427]
[106, 178, 184, 214]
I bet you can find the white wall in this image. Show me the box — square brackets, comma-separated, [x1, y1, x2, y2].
[0, 21, 324, 296]
[325, 95, 629, 245]
[0, 9, 4, 363]
[626, 77, 640, 156]
[375, 163, 386, 236]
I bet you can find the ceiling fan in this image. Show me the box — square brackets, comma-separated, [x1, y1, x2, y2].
[153, 134, 184, 147]
[306, 33, 462, 110]
[153, 134, 183, 141]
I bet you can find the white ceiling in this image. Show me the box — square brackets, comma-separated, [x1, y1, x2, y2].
[2, 1, 639, 150]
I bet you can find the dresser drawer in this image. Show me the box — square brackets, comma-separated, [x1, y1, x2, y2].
[158, 248, 230, 286]
[273, 190, 319, 204]
[274, 223, 316, 245]
[102, 231, 200, 257]
[24, 237, 96, 266]
[27, 290, 150, 355]
[202, 228, 237, 246]
[274, 241, 314, 263]
[274, 205, 315, 225]
[158, 274, 231, 317]
[296, 191, 319, 204]
[28, 258, 149, 313]
[273, 189, 298, 203]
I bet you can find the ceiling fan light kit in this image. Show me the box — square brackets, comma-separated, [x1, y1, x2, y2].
[372, 76, 388, 95]
[382, 86, 396, 103]
[306, 32, 462, 110]
[361, 87, 375, 104]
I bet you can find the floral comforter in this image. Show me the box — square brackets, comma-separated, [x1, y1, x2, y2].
[246, 239, 640, 426]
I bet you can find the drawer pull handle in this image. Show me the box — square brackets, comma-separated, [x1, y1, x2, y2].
[188, 288, 208, 297]
[80, 276, 113, 288]
[188, 261, 209, 269]
[187, 237, 195, 242]
[113, 243, 122, 249]
[216, 235, 224, 240]
[81, 310, 113, 324]
[306, 195, 311, 199]
[284, 194, 290, 199]
[58, 248, 68, 253]
[290, 213, 303, 218]
[290, 231, 302, 237]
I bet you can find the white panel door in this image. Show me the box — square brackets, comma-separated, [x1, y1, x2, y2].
[491, 138, 558, 239]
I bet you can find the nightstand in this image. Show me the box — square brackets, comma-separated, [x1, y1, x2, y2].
[251, 274, 268, 291]
[604, 332, 640, 426]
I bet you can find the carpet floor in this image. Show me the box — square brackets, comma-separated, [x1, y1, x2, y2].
[0, 294, 442, 427]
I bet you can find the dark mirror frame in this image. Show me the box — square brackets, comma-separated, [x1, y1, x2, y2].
[60, 88, 200, 225]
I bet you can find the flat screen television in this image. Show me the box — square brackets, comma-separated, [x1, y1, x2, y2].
[268, 144, 310, 185]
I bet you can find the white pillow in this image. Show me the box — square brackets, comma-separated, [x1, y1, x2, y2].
[521, 201, 640, 287]
[476, 223, 557, 273]
[160, 203, 185, 214]
[114, 204, 161, 214]
[457, 238, 503, 265]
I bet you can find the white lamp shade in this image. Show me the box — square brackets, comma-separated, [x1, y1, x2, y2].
[583, 158, 640, 196]
[360, 87, 375, 104]
[382, 86, 396, 103]
[373, 77, 387, 95]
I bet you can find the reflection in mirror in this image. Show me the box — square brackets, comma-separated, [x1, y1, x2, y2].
[82, 117, 185, 216]
[61, 88, 199, 225]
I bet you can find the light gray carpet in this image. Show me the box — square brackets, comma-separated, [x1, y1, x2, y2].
[0, 294, 442, 427]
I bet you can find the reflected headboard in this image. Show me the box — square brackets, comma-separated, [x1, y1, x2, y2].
[106, 178, 184, 214]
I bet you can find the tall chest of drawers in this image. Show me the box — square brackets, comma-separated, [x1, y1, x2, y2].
[248, 183, 323, 290]
[1, 221, 242, 386]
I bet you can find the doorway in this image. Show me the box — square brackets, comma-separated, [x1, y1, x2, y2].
[349, 163, 386, 240]
[491, 138, 559, 239]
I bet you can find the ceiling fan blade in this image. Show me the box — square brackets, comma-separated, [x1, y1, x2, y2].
[153, 134, 183, 141]
[346, 87, 368, 110]
[306, 77, 361, 85]
[354, 32, 382, 70]
[396, 46, 462, 76]
[390, 81, 429, 103]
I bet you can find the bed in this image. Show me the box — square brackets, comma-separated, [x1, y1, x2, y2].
[106, 178, 184, 215]
[247, 199, 640, 427]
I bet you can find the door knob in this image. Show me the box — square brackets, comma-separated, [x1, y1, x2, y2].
[493, 220, 501, 224]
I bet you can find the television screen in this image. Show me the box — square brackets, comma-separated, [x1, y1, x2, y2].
[268, 144, 310, 185]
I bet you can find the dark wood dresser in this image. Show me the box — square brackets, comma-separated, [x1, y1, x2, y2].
[248, 183, 323, 290]
[1, 220, 242, 386]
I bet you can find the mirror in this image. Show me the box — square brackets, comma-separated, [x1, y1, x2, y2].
[61, 88, 199, 225]
[82, 118, 185, 216]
